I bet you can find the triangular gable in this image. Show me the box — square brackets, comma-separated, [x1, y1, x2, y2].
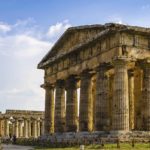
[38, 25, 105, 67]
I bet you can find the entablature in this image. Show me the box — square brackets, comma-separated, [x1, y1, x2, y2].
[44, 32, 150, 80]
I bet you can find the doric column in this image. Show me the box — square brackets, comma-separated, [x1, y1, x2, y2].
[128, 70, 135, 130]
[112, 57, 129, 131]
[12, 122, 15, 135]
[28, 119, 31, 137]
[79, 70, 94, 131]
[92, 76, 96, 131]
[109, 74, 114, 130]
[134, 67, 143, 130]
[141, 59, 150, 130]
[33, 119, 37, 138]
[24, 119, 28, 138]
[18, 120, 22, 137]
[4, 119, 9, 136]
[14, 119, 19, 137]
[55, 80, 65, 132]
[43, 84, 54, 134]
[37, 120, 41, 137]
[95, 64, 110, 131]
[0, 119, 5, 137]
[41, 120, 44, 135]
[65, 75, 78, 132]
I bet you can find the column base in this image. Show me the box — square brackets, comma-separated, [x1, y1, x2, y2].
[110, 130, 130, 135]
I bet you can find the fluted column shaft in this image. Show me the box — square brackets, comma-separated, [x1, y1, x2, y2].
[134, 68, 143, 130]
[37, 120, 41, 136]
[28, 120, 31, 137]
[112, 57, 129, 131]
[24, 119, 28, 138]
[55, 80, 65, 132]
[4, 119, 9, 136]
[109, 75, 114, 130]
[66, 76, 78, 132]
[33, 119, 37, 138]
[79, 71, 94, 131]
[44, 84, 54, 134]
[92, 77, 96, 131]
[95, 65, 109, 131]
[141, 60, 150, 130]
[18, 121, 23, 137]
[12, 122, 15, 135]
[15, 120, 19, 137]
[41, 120, 44, 135]
[128, 71, 135, 130]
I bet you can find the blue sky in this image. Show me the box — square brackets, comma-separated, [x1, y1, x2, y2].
[0, 0, 150, 112]
[1, 0, 150, 26]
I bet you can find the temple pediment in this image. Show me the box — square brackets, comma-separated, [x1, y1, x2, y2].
[38, 24, 106, 68]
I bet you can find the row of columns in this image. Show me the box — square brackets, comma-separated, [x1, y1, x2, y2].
[3, 118, 44, 138]
[44, 57, 150, 134]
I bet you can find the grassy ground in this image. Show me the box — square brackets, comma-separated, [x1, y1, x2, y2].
[35, 143, 150, 149]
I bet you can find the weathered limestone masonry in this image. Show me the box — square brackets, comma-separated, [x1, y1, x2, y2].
[66, 75, 78, 132]
[79, 71, 94, 132]
[112, 57, 129, 131]
[38, 23, 150, 138]
[95, 64, 110, 131]
[55, 80, 66, 132]
[43, 84, 54, 134]
[0, 110, 44, 138]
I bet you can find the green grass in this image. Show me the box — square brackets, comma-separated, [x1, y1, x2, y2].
[35, 143, 150, 150]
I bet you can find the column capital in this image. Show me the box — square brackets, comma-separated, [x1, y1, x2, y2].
[96, 63, 112, 71]
[4, 117, 9, 120]
[81, 69, 95, 78]
[65, 75, 79, 89]
[23, 117, 29, 121]
[18, 117, 24, 122]
[128, 69, 134, 77]
[41, 83, 54, 89]
[55, 79, 65, 88]
[31, 117, 37, 121]
[138, 58, 150, 68]
[113, 56, 133, 66]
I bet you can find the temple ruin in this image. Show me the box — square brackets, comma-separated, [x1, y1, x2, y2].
[0, 110, 44, 138]
[38, 23, 150, 136]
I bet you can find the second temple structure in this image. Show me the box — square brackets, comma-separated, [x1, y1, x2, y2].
[0, 110, 44, 138]
[38, 23, 150, 136]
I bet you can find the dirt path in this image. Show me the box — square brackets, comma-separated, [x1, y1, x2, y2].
[1, 144, 34, 150]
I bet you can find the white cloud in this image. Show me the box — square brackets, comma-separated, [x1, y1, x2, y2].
[0, 35, 51, 58]
[0, 22, 11, 33]
[0, 19, 71, 112]
[0, 19, 71, 59]
[47, 20, 71, 39]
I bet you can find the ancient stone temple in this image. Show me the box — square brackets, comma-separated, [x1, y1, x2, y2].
[38, 23, 150, 136]
[0, 110, 44, 138]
